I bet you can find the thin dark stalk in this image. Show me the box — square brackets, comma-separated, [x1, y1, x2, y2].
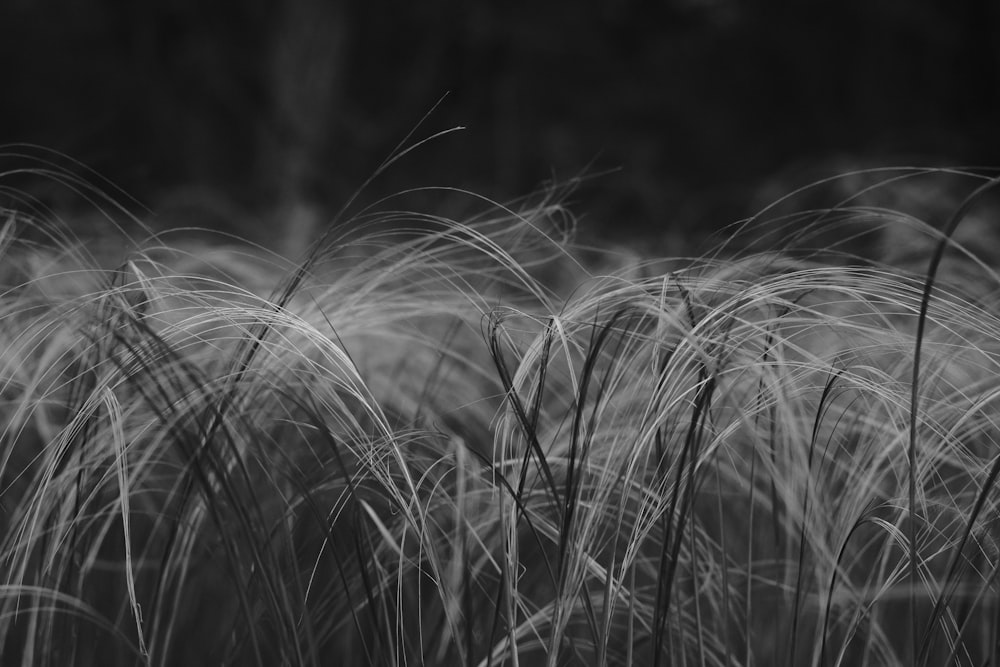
[909, 174, 1000, 666]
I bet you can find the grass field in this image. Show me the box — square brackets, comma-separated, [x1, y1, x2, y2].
[2, 163, 1000, 666]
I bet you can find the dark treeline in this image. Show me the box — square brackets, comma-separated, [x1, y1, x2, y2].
[3, 0, 999, 244]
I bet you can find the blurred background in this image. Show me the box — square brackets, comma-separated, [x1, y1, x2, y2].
[2, 0, 999, 254]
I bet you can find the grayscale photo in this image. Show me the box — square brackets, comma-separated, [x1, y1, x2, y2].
[1, 2, 998, 665]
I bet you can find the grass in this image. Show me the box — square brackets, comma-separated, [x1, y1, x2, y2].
[2, 163, 1000, 666]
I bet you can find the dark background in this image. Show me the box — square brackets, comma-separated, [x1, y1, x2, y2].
[2, 0, 998, 251]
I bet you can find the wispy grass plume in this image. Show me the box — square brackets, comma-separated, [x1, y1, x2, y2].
[2, 167, 1000, 666]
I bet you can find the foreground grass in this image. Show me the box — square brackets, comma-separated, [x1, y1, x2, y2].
[2, 168, 1000, 666]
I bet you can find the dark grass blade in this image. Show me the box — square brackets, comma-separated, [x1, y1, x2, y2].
[909, 173, 1000, 666]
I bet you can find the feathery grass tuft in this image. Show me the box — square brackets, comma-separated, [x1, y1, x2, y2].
[2, 167, 1000, 665]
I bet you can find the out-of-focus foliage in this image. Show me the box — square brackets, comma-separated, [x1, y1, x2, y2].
[2, 0, 999, 241]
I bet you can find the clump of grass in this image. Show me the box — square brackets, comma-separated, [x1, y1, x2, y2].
[2, 165, 1000, 666]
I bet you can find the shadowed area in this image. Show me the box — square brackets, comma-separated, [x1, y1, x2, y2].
[2, 0, 999, 246]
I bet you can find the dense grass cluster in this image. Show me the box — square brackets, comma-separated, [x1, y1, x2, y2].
[2, 167, 1000, 666]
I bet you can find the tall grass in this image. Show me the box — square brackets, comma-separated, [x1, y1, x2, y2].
[2, 166, 1000, 666]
